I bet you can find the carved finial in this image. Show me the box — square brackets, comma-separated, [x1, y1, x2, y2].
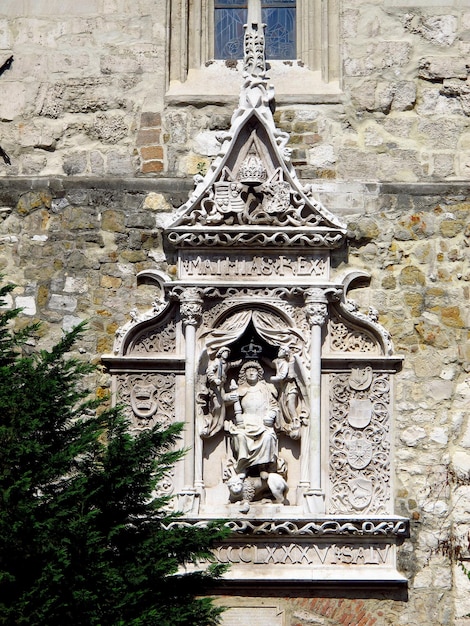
[243, 0, 267, 80]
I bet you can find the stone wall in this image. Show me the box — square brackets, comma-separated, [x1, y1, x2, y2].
[2, 2, 470, 181]
[1, 176, 469, 624]
[1, 1, 470, 625]
[0, 1, 166, 178]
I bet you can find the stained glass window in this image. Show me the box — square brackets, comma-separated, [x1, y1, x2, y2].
[215, 1, 296, 60]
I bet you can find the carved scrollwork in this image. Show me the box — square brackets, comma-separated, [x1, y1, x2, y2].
[329, 312, 378, 354]
[329, 371, 391, 515]
[202, 286, 305, 300]
[167, 230, 345, 249]
[164, 517, 410, 538]
[116, 372, 176, 431]
[130, 319, 177, 354]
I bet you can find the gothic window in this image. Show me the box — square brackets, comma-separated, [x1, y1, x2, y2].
[167, 0, 341, 102]
[214, 1, 296, 60]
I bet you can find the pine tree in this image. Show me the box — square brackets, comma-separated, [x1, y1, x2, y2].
[0, 282, 228, 626]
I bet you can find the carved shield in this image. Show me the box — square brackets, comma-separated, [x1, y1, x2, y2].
[213, 182, 245, 214]
[346, 436, 372, 470]
[348, 398, 373, 428]
[348, 478, 373, 510]
[349, 365, 373, 390]
[130, 383, 158, 419]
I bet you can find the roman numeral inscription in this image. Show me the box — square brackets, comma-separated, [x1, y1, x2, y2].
[213, 543, 392, 566]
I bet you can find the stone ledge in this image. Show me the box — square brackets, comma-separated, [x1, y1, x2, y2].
[1, 177, 469, 198]
[0, 176, 193, 195]
[166, 516, 410, 539]
[173, 517, 409, 586]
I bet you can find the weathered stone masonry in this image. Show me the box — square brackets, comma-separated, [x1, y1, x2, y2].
[1, 0, 470, 624]
[1, 176, 469, 624]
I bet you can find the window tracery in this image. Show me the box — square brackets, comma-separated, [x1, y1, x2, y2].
[215, 1, 296, 60]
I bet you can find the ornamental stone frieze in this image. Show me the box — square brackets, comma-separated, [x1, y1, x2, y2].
[102, 3, 407, 587]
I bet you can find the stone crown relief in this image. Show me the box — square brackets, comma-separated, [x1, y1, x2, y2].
[103, 2, 408, 585]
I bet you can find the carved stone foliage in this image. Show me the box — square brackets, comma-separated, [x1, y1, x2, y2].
[167, 229, 344, 249]
[165, 517, 409, 538]
[197, 309, 309, 509]
[329, 312, 379, 354]
[129, 319, 177, 355]
[116, 372, 176, 431]
[115, 372, 177, 503]
[328, 369, 391, 515]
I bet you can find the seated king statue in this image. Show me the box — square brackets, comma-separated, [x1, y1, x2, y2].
[224, 360, 279, 480]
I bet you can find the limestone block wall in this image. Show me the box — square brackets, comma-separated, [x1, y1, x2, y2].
[1, 177, 469, 624]
[2, 2, 470, 181]
[162, 2, 470, 182]
[1, 1, 470, 625]
[0, 0, 166, 178]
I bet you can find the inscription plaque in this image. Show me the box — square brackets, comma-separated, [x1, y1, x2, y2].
[179, 252, 328, 282]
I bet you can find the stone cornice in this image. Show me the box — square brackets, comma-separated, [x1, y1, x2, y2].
[164, 516, 410, 539]
[1, 177, 469, 200]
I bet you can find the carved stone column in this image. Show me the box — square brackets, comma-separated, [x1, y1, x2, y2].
[303, 287, 329, 514]
[178, 287, 203, 513]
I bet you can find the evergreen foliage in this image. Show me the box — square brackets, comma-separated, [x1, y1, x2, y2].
[0, 282, 228, 626]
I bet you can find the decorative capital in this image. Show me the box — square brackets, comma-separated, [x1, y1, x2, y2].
[304, 288, 328, 327]
[179, 287, 203, 327]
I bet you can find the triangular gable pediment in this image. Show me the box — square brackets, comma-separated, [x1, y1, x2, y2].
[166, 71, 346, 249]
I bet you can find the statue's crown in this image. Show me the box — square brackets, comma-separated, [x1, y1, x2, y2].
[241, 338, 262, 359]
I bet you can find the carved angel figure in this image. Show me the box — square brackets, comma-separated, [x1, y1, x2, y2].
[270, 346, 308, 439]
[201, 346, 241, 437]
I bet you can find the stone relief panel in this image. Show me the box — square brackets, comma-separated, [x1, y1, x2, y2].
[178, 165, 327, 229]
[116, 372, 176, 431]
[179, 252, 328, 282]
[115, 372, 178, 503]
[211, 540, 394, 569]
[196, 306, 309, 512]
[128, 319, 177, 355]
[328, 368, 391, 515]
[100, 0, 407, 584]
[328, 312, 379, 354]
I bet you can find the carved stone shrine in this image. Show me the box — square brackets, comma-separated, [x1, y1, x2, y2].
[103, 8, 409, 586]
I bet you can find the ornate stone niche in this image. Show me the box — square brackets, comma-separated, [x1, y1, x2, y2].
[103, 9, 408, 586]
